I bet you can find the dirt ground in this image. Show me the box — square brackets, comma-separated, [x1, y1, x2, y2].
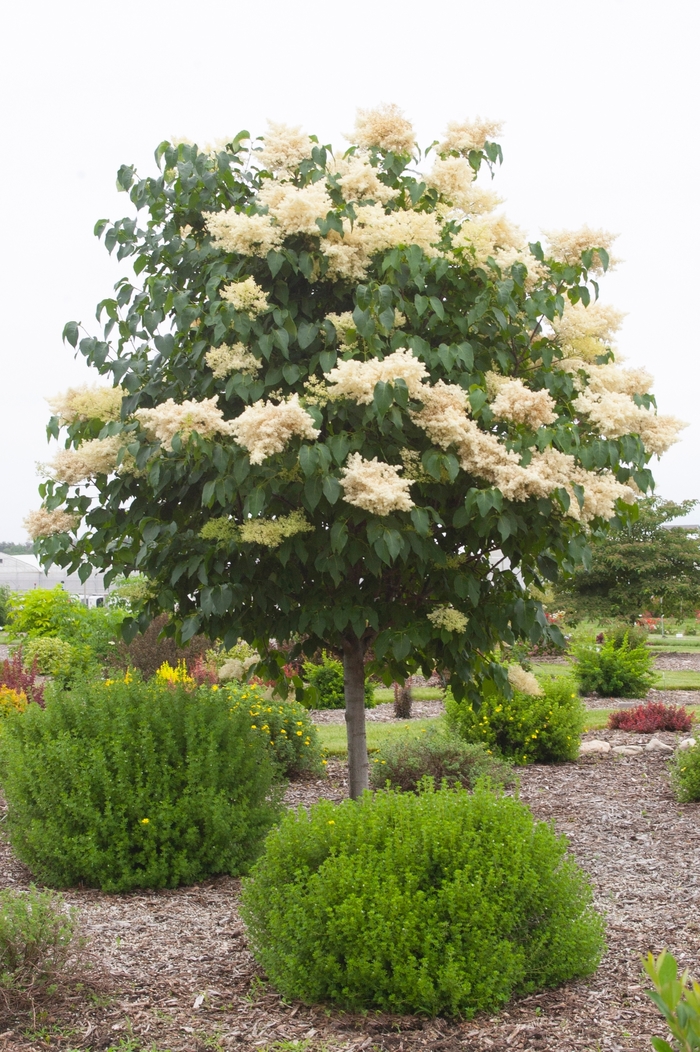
[0, 723, 698, 1052]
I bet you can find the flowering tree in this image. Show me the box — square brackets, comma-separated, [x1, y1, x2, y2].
[31, 105, 683, 797]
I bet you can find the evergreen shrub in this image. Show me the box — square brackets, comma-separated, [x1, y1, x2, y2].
[0, 678, 281, 892]
[302, 652, 375, 709]
[446, 675, 585, 764]
[574, 634, 656, 697]
[224, 682, 324, 778]
[241, 784, 605, 1016]
[670, 742, 700, 803]
[0, 886, 78, 992]
[369, 728, 513, 791]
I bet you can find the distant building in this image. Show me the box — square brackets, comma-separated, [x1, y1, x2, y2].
[0, 552, 108, 603]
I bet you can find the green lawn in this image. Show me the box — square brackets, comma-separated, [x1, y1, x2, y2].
[372, 686, 443, 704]
[315, 706, 700, 758]
[531, 660, 700, 691]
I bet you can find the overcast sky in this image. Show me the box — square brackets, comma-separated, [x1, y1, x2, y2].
[1, 0, 698, 541]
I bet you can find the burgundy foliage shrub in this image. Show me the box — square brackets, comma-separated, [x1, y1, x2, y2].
[608, 702, 694, 733]
[113, 613, 211, 680]
[0, 649, 45, 706]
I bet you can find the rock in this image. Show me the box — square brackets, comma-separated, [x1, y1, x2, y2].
[579, 740, 611, 755]
[678, 738, 697, 751]
[612, 745, 644, 756]
[645, 737, 674, 753]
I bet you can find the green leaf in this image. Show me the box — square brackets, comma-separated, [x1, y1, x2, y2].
[429, 296, 445, 320]
[299, 445, 317, 477]
[62, 321, 79, 348]
[373, 380, 394, 418]
[282, 363, 301, 384]
[322, 475, 341, 504]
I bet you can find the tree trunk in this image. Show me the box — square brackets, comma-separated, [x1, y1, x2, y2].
[343, 634, 369, 800]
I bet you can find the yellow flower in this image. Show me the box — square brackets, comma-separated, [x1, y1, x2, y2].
[328, 820, 335, 824]
[296, 731, 302, 736]
[251, 724, 257, 729]
[141, 818, 150, 824]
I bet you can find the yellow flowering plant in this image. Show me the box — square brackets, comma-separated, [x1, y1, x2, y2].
[35, 107, 679, 797]
[223, 681, 324, 778]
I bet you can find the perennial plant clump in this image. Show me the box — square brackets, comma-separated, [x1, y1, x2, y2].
[224, 681, 324, 778]
[670, 742, 700, 803]
[0, 678, 281, 891]
[574, 633, 656, 697]
[369, 728, 513, 791]
[0, 886, 79, 994]
[241, 783, 605, 1016]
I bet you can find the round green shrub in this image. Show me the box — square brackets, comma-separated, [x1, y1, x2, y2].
[369, 728, 513, 792]
[670, 742, 700, 802]
[20, 637, 86, 685]
[302, 652, 375, 709]
[446, 675, 585, 764]
[223, 682, 325, 778]
[574, 634, 655, 697]
[241, 784, 605, 1016]
[0, 678, 281, 892]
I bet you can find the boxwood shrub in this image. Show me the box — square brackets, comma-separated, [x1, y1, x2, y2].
[0, 678, 281, 892]
[241, 783, 605, 1017]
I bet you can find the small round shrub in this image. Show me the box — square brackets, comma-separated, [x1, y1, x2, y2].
[608, 702, 694, 733]
[224, 682, 324, 778]
[574, 634, 655, 697]
[302, 652, 375, 709]
[20, 637, 88, 686]
[0, 886, 78, 992]
[369, 728, 513, 792]
[446, 675, 585, 764]
[241, 784, 605, 1016]
[670, 743, 700, 803]
[0, 678, 281, 892]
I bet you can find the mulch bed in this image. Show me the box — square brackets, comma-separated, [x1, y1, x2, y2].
[0, 731, 698, 1052]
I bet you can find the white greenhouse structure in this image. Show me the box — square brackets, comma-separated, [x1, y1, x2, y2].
[0, 552, 108, 605]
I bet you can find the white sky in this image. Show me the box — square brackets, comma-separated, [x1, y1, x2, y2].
[1, 0, 698, 540]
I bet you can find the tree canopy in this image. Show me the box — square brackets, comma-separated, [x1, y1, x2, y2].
[553, 497, 700, 622]
[30, 105, 683, 794]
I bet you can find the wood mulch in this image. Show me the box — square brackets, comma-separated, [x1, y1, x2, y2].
[0, 730, 698, 1052]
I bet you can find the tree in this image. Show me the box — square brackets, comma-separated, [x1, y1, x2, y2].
[29, 105, 683, 797]
[553, 497, 700, 622]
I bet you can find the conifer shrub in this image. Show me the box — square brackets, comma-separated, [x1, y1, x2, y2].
[224, 682, 325, 778]
[369, 728, 513, 791]
[0, 887, 78, 993]
[0, 678, 281, 892]
[241, 784, 605, 1016]
[670, 742, 700, 803]
[574, 633, 655, 697]
[446, 675, 585, 764]
[608, 701, 694, 733]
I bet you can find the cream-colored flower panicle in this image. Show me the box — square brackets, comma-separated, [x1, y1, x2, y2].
[324, 312, 357, 351]
[135, 396, 234, 447]
[552, 301, 625, 362]
[259, 181, 333, 237]
[545, 226, 619, 275]
[257, 121, 314, 173]
[425, 157, 475, 210]
[490, 378, 557, 430]
[238, 510, 313, 547]
[204, 211, 282, 258]
[229, 394, 321, 465]
[324, 348, 428, 403]
[438, 117, 503, 156]
[205, 343, 261, 379]
[339, 453, 414, 515]
[508, 665, 543, 696]
[333, 151, 397, 205]
[573, 390, 685, 455]
[220, 277, 269, 316]
[47, 435, 126, 485]
[24, 507, 79, 540]
[427, 606, 468, 633]
[351, 104, 415, 155]
[47, 384, 124, 425]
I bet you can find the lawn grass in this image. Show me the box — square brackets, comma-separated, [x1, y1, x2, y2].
[372, 686, 444, 704]
[531, 660, 700, 691]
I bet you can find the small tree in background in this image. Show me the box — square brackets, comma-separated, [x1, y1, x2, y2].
[554, 497, 700, 622]
[29, 105, 682, 796]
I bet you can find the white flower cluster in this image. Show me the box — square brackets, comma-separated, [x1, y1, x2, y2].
[324, 348, 429, 403]
[205, 343, 261, 379]
[259, 181, 333, 237]
[490, 378, 558, 430]
[339, 453, 414, 515]
[219, 654, 259, 682]
[573, 390, 685, 456]
[545, 226, 619, 275]
[257, 121, 313, 172]
[351, 103, 415, 155]
[205, 211, 282, 257]
[238, 510, 314, 547]
[47, 435, 127, 485]
[228, 394, 320, 465]
[427, 606, 468, 633]
[24, 507, 79, 540]
[438, 117, 504, 156]
[325, 312, 357, 351]
[47, 385, 124, 424]
[332, 151, 397, 205]
[507, 665, 543, 697]
[220, 277, 269, 316]
[552, 301, 625, 361]
[135, 396, 234, 447]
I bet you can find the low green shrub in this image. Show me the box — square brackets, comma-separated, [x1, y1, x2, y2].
[574, 634, 656, 697]
[224, 682, 325, 778]
[644, 949, 700, 1052]
[670, 742, 700, 803]
[446, 675, 585, 764]
[19, 636, 95, 687]
[605, 622, 648, 650]
[302, 652, 375, 709]
[241, 783, 605, 1016]
[369, 728, 513, 792]
[0, 886, 78, 992]
[0, 678, 281, 892]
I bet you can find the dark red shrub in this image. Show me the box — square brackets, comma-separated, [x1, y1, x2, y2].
[608, 702, 694, 733]
[0, 649, 45, 707]
[113, 613, 210, 680]
[190, 654, 218, 686]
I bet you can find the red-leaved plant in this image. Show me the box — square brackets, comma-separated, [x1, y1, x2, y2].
[608, 702, 694, 733]
[0, 649, 45, 707]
